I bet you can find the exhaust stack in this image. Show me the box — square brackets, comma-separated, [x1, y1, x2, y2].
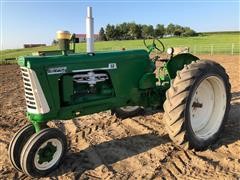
[86, 6, 94, 54]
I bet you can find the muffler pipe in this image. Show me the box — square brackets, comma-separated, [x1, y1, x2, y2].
[86, 6, 94, 55]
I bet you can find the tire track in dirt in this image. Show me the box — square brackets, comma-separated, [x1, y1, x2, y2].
[98, 118, 170, 179]
[152, 148, 236, 179]
[48, 113, 120, 178]
[131, 113, 166, 136]
[55, 113, 172, 179]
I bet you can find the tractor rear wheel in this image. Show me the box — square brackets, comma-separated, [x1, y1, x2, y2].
[112, 106, 143, 119]
[163, 60, 231, 150]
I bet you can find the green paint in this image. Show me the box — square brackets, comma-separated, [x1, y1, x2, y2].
[166, 53, 199, 79]
[139, 73, 157, 89]
[62, 75, 74, 103]
[32, 121, 48, 132]
[32, 122, 42, 133]
[18, 48, 197, 130]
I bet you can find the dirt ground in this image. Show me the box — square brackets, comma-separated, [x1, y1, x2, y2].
[0, 55, 239, 179]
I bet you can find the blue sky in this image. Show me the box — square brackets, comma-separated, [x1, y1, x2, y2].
[1, 0, 239, 49]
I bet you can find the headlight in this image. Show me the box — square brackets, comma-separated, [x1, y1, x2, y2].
[167, 47, 174, 55]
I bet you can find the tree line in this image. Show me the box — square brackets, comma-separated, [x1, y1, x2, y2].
[99, 22, 198, 41]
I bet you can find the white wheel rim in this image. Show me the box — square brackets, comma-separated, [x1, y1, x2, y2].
[190, 76, 226, 140]
[34, 138, 63, 170]
[120, 106, 139, 112]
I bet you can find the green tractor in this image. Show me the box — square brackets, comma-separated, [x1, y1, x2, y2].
[9, 7, 231, 177]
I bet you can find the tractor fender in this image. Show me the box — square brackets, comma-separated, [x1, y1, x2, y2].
[166, 53, 199, 79]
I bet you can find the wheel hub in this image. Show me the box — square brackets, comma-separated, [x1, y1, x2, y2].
[192, 100, 203, 109]
[189, 76, 226, 139]
[38, 142, 57, 164]
[34, 138, 63, 170]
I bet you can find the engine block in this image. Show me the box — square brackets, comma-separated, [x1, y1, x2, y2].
[73, 71, 109, 87]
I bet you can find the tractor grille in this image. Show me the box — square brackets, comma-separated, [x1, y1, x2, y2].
[21, 67, 37, 111]
[20, 67, 50, 114]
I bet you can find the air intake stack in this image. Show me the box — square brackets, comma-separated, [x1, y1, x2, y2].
[56, 30, 71, 55]
[86, 6, 94, 54]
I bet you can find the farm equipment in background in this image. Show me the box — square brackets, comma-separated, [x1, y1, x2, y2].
[8, 7, 231, 177]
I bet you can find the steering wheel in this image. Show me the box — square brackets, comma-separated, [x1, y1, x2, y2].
[143, 38, 165, 54]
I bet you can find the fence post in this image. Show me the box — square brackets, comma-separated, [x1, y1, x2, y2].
[210, 45, 213, 55]
[231, 43, 234, 55]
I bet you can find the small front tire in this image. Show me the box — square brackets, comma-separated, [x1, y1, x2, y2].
[8, 124, 35, 172]
[20, 128, 67, 177]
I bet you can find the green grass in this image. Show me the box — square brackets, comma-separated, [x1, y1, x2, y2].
[1, 32, 239, 62]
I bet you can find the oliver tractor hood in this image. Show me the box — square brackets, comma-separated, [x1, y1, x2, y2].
[18, 50, 150, 70]
[17, 49, 156, 122]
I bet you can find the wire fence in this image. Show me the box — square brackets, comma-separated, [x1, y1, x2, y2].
[110, 43, 240, 55]
[183, 43, 239, 55]
[1, 42, 239, 64]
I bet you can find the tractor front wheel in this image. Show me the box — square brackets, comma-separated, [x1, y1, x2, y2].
[163, 60, 231, 150]
[8, 124, 35, 171]
[20, 128, 67, 177]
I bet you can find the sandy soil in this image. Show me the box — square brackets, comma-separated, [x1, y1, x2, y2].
[0, 55, 239, 179]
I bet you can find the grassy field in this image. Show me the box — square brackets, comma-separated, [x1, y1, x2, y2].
[1, 32, 239, 62]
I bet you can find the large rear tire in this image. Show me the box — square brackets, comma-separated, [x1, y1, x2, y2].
[163, 60, 231, 150]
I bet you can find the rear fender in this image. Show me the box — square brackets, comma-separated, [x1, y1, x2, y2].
[166, 53, 199, 79]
